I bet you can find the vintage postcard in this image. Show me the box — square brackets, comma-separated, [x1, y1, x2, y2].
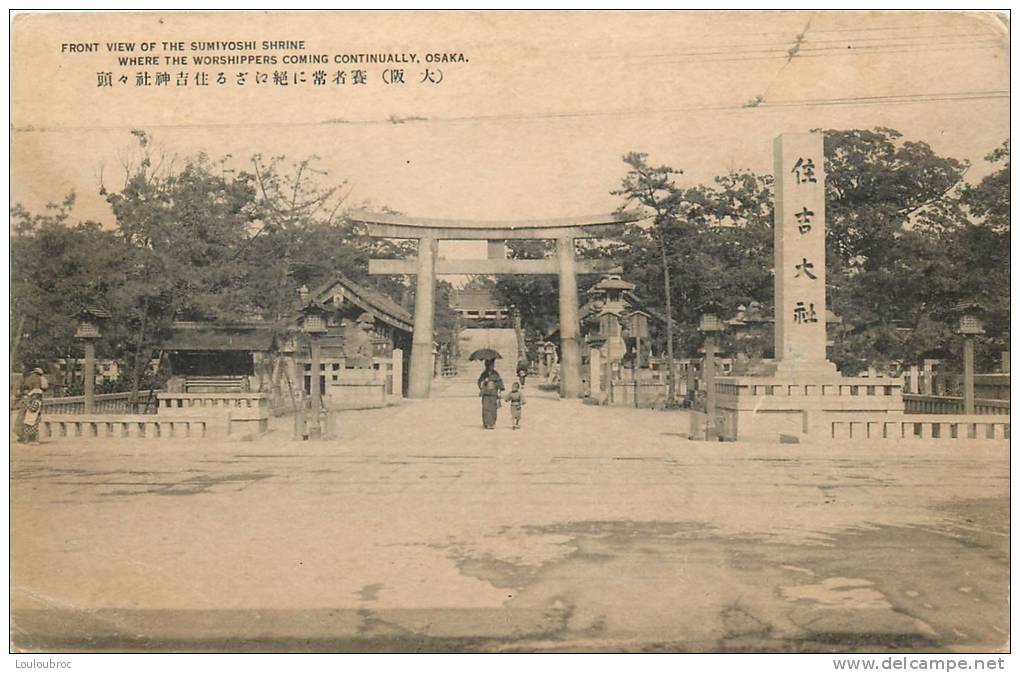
[8, 10, 1010, 658]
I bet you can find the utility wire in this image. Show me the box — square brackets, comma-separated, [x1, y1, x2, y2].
[634, 41, 1003, 66]
[606, 37, 1003, 65]
[574, 29, 1002, 61]
[12, 90, 1007, 134]
[745, 17, 813, 108]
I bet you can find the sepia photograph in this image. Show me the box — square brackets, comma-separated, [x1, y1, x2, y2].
[7, 9, 1011, 659]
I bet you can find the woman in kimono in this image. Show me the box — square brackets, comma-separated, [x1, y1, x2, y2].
[19, 388, 43, 444]
[477, 359, 505, 430]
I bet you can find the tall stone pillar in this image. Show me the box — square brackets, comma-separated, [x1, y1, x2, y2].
[408, 237, 437, 398]
[557, 237, 582, 398]
[713, 133, 905, 442]
[773, 133, 836, 376]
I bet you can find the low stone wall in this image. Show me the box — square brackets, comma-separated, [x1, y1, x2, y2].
[829, 414, 1009, 441]
[326, 369, 386, 410]
[156, 392, 269, 437]
[714, 375, 905, 442]
[39, 415, 211, 441]
[608, 380, 668, 409]
[156, 392, 268, 415]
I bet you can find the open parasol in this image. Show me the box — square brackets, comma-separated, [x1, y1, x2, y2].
[468, 348, 502, 361]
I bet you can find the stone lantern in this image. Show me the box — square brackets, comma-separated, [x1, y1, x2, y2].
[698, 304, 726, 440]
[298, 301, 330, 439]
[75, 305, 111, 413]
[952, 301, 987, 415]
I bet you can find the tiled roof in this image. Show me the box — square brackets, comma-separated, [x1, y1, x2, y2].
[308, 273, 413, 333]
[164, 322, 277, 351]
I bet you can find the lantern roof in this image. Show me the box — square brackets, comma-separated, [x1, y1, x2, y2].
[949, 300, 988, 316]
[299, 300, 331, 316]
[592, 274, 636, 292]
[76, 304, 112, 320]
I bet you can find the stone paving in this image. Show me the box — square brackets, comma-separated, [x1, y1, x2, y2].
[10, 378, 1009, 652]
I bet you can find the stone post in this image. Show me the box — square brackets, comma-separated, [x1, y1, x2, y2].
[557, 237, 581, 398]
[908, 365, 919, 394]
[408, 237, 437, 399]
[589, 347, 601, 400]
[391, 348, 404, 398]
[83, 339, 96, 414]
[309, 338, 322, 440]
[487, 239, 506, 260]
[963, 338, 975, 415]
[920, 360, 934, 395]
[705, 334, 718, 441]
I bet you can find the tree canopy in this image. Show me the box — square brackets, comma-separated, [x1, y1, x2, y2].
[11, 128, 1010, 388]
[500, 128, 1007, 375]
[9, 132, 445, 392]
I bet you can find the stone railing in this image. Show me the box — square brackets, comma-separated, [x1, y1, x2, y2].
[716, 379, 902, 398]
[829, 414, 1009, 441]
[327, 370, 386, 410]
[39, 415, 210, 441]
[974, 373, 1010, 400]
[608, 380, 669, 409]
[42, 392, 157, 415]
[156, 392, 269, 416]
[903, 394, 1009, 416]
[156, 392, 270, 436]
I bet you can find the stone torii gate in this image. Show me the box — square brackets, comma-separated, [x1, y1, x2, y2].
[349, 210, 641, 399]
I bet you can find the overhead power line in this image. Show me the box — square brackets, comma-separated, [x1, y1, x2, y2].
[579, 29, 1003, 62]
[12, 90, 1008, 134]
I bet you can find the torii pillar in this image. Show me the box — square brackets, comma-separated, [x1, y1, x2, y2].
[409, 237, 438, 398]
[557, 237, 582, 398]
[351, 210, 641, 399]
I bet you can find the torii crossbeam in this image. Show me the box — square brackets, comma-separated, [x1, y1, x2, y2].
[350, 209, 642, 399]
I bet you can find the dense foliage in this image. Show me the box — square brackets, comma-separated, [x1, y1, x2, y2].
[10, 132, 438, 393]
[496, 129, 1009, 375]
[11, 128, 1009, 393]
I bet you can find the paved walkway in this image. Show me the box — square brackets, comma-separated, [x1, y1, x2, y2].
[10, 380, 1009, 652]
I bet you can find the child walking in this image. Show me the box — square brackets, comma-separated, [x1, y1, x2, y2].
[505, 382, 525, 430]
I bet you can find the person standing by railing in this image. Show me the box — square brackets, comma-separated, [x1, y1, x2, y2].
[16, 388, 44, 444]
[13, 367, 48, 442]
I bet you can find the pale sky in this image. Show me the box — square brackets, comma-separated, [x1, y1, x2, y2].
[11, 10, 1009, 261]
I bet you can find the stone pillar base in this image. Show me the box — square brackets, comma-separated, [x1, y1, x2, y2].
[714, 374, 905, 442]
